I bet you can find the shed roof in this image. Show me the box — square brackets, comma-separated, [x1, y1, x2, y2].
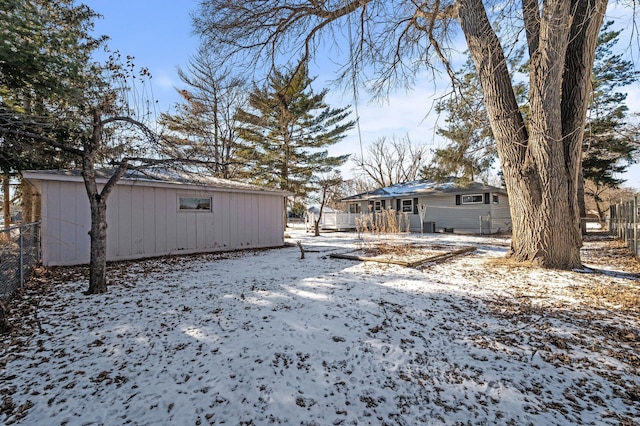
[342, 180, 507, 201]
[22, 168, 293, 196]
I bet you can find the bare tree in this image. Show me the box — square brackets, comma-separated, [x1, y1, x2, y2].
[7, 99, 164, 294]
[194, 0, 612, 269]
[355, 136, 427, 188]
[310, 171, 343, 236]
[159, 45, 248, 179]
[2, 54, 177, 295]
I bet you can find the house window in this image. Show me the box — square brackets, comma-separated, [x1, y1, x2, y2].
[461, 194, 484, 204]
[374, 201, 382, 211]
[179, 196, 212, 211]
[492, 194, 499, 204]
[401, 199, 413, 213]
[348, 203, 361, 214]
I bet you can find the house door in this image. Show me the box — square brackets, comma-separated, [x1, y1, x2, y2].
[480, 215, 492, 234]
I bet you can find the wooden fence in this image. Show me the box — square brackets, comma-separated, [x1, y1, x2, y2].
[611, 197, 639, 257]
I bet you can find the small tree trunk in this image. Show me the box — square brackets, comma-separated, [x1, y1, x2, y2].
[3, 173, 10, 228]
[86, 197, 109, 294]
[22, 181, 34, 223]
[578, 170, 587, 234]
[31, 184, 41, 222]
[0, 301, 10, 333]
[83, 109, 111, 295]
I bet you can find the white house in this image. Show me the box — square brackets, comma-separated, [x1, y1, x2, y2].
[22, 169, 291, 266]
[341, 180, 512, 234]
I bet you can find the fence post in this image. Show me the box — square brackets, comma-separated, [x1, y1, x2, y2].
[635, 197, 639, 257]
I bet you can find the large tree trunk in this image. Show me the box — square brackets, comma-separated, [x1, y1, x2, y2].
[563, 0, 608, 236]
[458, 0, 605, 269]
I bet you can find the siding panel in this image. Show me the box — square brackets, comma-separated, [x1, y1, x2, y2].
[31, 175, 287, 265]
[47, 182, 62, 264]
[155, 189, 168, 254]
[143, 188, 156, 255]
[117, 186, 133, 256]
[131, 186, 145, 255]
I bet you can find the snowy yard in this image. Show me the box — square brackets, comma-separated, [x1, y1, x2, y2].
[1, 226, 639, 425]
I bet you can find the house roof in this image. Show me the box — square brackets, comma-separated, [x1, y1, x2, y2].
[22, 168, 293, 196]
[342, 180, 507, 201]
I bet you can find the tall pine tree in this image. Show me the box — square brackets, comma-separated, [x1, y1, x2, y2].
[582, 21, 639, 217]
[235, 63, 354, 198]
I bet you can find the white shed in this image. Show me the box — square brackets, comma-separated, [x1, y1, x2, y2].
[22, 169, 291, 266]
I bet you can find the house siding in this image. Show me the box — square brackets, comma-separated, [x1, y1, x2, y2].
[32, 177, 287, 266]
[347, 191, 511, 234]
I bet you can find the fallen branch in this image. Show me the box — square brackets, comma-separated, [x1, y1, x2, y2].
[330, 246, 477, 267]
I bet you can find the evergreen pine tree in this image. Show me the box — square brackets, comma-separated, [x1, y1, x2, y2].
[235, 63, 354, 198]
[420, 58, 496, 185]
[582, 21, 640, 209]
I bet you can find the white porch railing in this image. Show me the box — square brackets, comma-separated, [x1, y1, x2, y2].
[306, 212, 358, 231]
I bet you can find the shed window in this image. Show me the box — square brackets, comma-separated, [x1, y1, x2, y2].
[401, 199, 413, 213]
[348, 203, 361, 214]
[492, 194, 499, 204]
[179, 196, 212, 211]
[461, 194, 484, 204]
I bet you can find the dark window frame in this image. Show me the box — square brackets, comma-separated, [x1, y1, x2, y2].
[178, 196, 212, 212]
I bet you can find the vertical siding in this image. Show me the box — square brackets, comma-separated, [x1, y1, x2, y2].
[74, 183, 90, 262]
[131, 186, 145, 255]
[154, 188, 168, 253]
[250, 194, 259, 246]
[166, 191, 178, 252]
[40, 181, 91, 266]
[175, 195, 188, 251]
[194, 210, 206, 249]
[38, 178, 286, 265]
[143, 188, 156, 254]
[212, 192, 223, 249]
[220, 192, 231, 248]
[229, 193, 239, 247]
[39, 181, 50, 265]
[205, 194, 216, 248]
[258, 195, 265, 245]
[116, 185, 133, 256]
[41, 182, 64, 266]
[58, 183, 78, 264]
[46, 181, 61, 264]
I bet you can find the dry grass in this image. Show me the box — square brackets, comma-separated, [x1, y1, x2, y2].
[355, 208, 413, 256]
[580, 282, 640, 311]
[355, 207, 411, 236]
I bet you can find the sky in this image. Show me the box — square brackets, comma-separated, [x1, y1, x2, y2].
[83, 0, 640, 189]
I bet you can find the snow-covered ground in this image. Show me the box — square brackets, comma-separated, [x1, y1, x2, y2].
[1, 226, 639, 425]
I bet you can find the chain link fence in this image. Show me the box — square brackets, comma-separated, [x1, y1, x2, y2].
[610, 197, 639, 257]
[0, 222, 41, 303]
